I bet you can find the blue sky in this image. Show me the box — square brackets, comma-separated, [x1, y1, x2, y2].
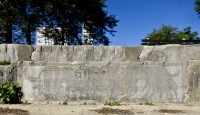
[105, 0, 200, 46]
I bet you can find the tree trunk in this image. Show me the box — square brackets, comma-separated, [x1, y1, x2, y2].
[22, 0, 31, 45]
[6, 24, 12, 44]
[61, 36, 65, 45]
[61, 28, 65, 45]
[25, 23, 31, 45]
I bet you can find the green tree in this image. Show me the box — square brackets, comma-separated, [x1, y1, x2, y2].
[0, 0, 118, 45]
[0, 0, 42, 45]
[0, 0, 14, 43]
[146, 24, 179, 40]
[13, 0, 43, 45]
[146, 25, 200, 44]
[195, 0, 200, 17]
[38, 0, 119, 45]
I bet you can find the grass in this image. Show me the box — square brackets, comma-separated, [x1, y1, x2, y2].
[0, 60, 11, 65]
[104, 102, 120, 106]
[62, 100, 68, 105]
[144, 102, 155, 106]
[138, 103, 143, 105]
[138, 102, 155, 106]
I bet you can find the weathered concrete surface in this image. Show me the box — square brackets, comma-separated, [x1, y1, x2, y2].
[0, 65, 17, 85]
[31, 46, 143, 62]
[2, 44, 200, 62]
[30, 44, 200, 62]
[0, 44, 33, 63]
[139, 44, 200, 62]
[124, 47, 143, 61]
[3, 44, 200, 104]
[17, 61, 186, 103]
[186, 60, 200, 103]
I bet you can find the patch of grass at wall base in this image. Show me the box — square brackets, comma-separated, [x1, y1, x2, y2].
[144, 102, 155, 106]
[0, 60, 11, 65]
[105, 102, 120, 106]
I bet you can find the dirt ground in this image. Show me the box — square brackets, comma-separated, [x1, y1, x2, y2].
[0, 101, 200, 115]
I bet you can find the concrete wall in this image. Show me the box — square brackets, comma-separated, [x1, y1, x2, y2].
[31, 46, 143, 62]
[0, 65, 17, 85]
[186, 60, 200, 103]
[17, 61, 186, 103]
[140, 44, 200, 62]
[0, 44, 33, 62]
[1, 44, 200, 103]
[30, 44, 200, 62]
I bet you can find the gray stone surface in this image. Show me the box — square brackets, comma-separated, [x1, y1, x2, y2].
[3, 44, 200, 104]
[186, 60, 200, 103]
[0, 44, 32, 62]
[124, 46, 143, 61]
[0, 64, 17, 85]
[3, 44, 200, 63]
[17, 61, 186, 103]
[31, 46, 143, 62]
[139, 44, 200, 62]
[17, 45, 33, 61]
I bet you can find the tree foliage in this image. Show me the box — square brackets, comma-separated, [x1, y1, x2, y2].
[195, 0, 200, 17]
[146, 24, 200, 41]
[0, 0, 42, 44]
[0, 1, 14, 43]
[0, 0, 119, 45]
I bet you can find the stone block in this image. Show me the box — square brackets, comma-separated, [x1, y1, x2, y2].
[32, 45, 52, 61]
[114, 46, 126, 61]
[71, 45, 94, 61]
[94, 46, 125, 61]
[139, 45, 200, 62]
[0, 44, 32, 62]
[50, 46, 63, 62]
[0, 44, 9, 62]
[17, 45, 33, 61]
[18, 61, 186, 103]
[94, 46, 105, 61]
[31, 46, 42, 61]
[62, 46, 74, 61]
[0, 65, 17, 85]
[186, 60, 200, 103]
[124, 46, 143, 62]
[139, 45, 185, 62]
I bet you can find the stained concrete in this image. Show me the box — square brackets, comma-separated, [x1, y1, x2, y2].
[0, 65, 17, 85]
[139, 44, 200, 62]
[0, 44, 32, 62]
[1, 44, 200, 103]
[17, 61, 186, 103]
[186, 60, 200, 103]
[31, 46, 143, 62]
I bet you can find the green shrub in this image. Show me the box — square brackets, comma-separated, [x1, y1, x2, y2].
[0, 81, 23, 104]
[104, 102, 120, 106]
[62, 100, 68, 105]
[139, 102, 143, 105]
[144, 102, 155, 106]
[0, 60, 11, 65]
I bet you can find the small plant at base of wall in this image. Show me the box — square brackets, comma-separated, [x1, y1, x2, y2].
[138, 103, 143, 105]
[0, 80, 23, 104]
[0, 60, 11, 65]
[104, 102, 120, 106]
[62, 100, 68, 105]
[144, 102, 155, 106]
